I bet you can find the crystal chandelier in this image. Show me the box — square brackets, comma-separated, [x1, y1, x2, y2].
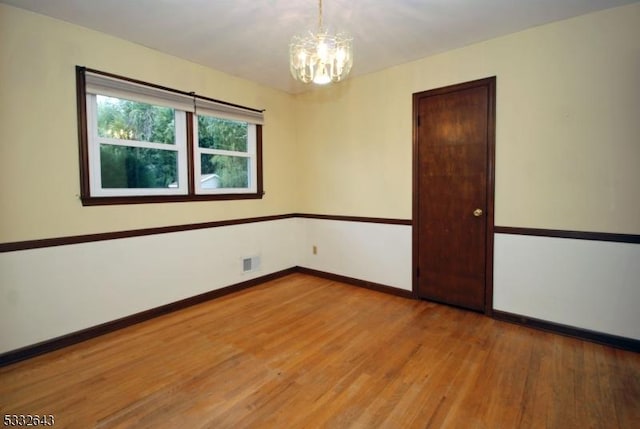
[289, 0, 353, 85]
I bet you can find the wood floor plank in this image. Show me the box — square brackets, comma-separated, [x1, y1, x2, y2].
[1, 273, 639, 428]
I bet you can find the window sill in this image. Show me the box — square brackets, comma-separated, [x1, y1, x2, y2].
[80, 192, 264, 206]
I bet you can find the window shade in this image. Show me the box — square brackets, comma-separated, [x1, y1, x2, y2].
[195, 98, 264, 124]
[83, 69, 264, 125]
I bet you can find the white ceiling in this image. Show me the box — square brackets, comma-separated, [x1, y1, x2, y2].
[2, 0, 636, 93]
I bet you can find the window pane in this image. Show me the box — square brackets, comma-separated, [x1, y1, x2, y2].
[200, 154, 248, 188]
[100, 145, 178, 188]
[198, 116, 248, 151]
[97, 95, 175, 144]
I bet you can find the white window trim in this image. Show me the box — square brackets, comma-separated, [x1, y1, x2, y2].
[86, 93, 188, 197]
[193, 117, 258, 195]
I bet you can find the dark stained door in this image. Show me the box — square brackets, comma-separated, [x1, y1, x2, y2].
[413, 78, 495, 312]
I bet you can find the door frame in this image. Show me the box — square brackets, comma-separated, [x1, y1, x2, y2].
[411, 77, 496, 316]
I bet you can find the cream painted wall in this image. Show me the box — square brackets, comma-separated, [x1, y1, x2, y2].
[0, 4, 299, 243]
[2, 3, 638, 241]
[295, 3, 640, 234]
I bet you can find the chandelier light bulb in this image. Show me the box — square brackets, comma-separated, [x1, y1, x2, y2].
[317, 38, 328, 60]
[313, 65, 331, 85]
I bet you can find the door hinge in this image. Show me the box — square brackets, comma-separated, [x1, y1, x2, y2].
[416, 267, 420, 277]
[416, 115, 421, 127]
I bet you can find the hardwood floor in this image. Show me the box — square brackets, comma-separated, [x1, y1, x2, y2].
[1, 273, 639, 428]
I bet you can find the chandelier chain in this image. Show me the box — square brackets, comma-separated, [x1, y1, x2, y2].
[318, 0, 323, 31]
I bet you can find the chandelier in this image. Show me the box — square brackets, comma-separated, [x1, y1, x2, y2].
[289, 0, 353, 85]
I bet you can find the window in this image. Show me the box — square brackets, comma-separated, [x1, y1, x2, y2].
[89, 94, 188, 196]
[76, 67, 264, 205]
[195, 115, 257, 194]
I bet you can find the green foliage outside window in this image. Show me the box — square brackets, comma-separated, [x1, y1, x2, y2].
[100, 146, 177, 189]
[97, 95, 175, 144]
[96, 96, 250, 190]
[198, 116, 249, 188]
[97, 96, 177, 188]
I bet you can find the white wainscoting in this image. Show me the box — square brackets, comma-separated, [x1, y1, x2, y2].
[296, 218, 413, 291]
[3, 219, 637, 355]
[494, 233, 640, 340]
[0, 218, 299, 354]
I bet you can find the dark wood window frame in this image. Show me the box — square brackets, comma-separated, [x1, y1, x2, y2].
[76, 66, 264, 206]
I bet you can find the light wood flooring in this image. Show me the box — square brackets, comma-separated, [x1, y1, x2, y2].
[1, 273, 639, 428]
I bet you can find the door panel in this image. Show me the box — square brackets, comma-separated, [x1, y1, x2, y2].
[414, 79, 495, 312]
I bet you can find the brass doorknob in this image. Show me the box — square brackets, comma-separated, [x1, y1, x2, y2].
[473, 208, 483, 217]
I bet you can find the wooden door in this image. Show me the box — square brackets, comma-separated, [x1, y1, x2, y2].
[413, 78, 495, 312]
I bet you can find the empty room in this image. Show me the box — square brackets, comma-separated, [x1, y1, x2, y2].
[1, 0, 639, 427]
